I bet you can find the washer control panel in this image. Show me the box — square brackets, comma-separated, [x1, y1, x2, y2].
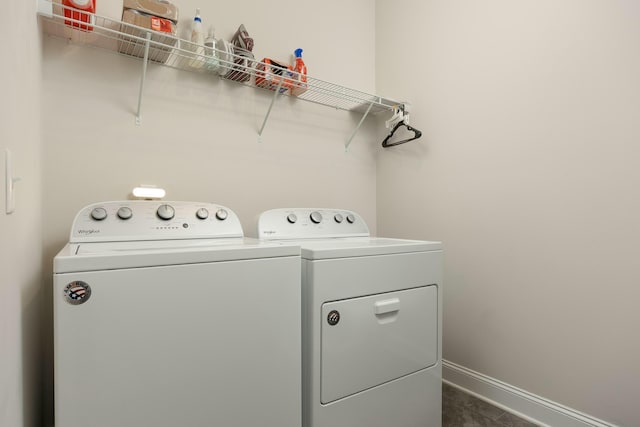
[258, 208, 370, 240]
[70, 201, 243, 242]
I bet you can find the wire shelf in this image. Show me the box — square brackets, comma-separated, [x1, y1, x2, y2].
[38, 0, 405, 146]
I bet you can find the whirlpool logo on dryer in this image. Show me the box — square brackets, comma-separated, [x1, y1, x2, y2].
[78, 229, 100, 235]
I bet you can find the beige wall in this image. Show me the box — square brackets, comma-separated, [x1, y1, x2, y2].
[0, 2, 44, 427]
[40, 0, 379, 424]
[14, 1, 638, 426]
[376, 1, 640, 426]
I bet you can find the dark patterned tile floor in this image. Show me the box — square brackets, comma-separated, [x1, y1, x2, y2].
[443, 383, 539, 427]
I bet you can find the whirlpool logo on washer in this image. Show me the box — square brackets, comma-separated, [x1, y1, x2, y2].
[63, 281, 92, 305]
[77, 229, 100, 235]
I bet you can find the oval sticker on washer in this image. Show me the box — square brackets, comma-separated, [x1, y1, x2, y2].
[64, 281, 91, 305]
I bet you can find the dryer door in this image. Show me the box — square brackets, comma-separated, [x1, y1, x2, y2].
[320, 285, 438, 404]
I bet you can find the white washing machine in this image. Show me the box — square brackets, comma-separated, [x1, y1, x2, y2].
[53, 201, 301, 427]
[257, 208, 443, 427]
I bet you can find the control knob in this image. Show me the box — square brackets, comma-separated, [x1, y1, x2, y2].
[215, 209, 228, 221]
[156, 204, 175, 221]
[334, 214, 344, 223]
[346, 214, 356, 224]
[117, 207, 133, 220]
[196, 208, 209, 220]
[90, 207, 107, 221]
[287, 214, 298, 224]
[310, 211, 323, 224]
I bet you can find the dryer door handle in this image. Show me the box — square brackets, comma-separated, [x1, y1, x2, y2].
[374, 298, 400, 315]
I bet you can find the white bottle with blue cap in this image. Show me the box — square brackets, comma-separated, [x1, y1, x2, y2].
[189, 8, 205, 69]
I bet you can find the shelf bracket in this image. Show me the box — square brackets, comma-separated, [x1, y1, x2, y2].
[257, 78, 285, 142]
[135, 32, 152, 125]
[345, 101, 374, 151]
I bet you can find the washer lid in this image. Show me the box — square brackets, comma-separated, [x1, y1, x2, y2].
[54, 238, 300, 273]
[296, 237, 442, 260]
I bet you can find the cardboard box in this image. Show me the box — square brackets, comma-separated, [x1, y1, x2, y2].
[122, 0, 178, 21]
[117, 9, 177, 64]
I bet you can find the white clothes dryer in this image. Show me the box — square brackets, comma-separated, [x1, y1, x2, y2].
[53, 201, 301, 427]
[257, 208, 443, 427]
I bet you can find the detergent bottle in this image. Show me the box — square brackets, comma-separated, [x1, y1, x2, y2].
[291, 48, 308, 96]
[62, 0, 96, 31]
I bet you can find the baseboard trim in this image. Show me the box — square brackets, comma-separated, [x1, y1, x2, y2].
[442, 360, 618, 427]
